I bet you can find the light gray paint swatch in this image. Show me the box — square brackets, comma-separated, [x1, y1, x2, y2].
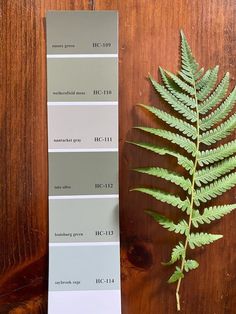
[48, 105, 118, 149]
[49, 245, 120, 291]
[47, 58, 118, 102]
[49, 152, 118, 196]
[49, 198, 119, 243]
[47, 11, 118, 55]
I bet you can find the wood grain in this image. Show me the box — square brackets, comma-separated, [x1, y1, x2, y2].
[0, 0, 235, 313]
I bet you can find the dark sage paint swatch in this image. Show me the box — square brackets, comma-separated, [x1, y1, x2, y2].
[49, 152, 118, 196]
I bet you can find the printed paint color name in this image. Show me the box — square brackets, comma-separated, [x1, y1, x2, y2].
[55, 280, 81, 285]
[55, 232, 84, 238]
[54, 138, 82, 143]
[54, 185, 71, 190]
[51, 44, 76, 49]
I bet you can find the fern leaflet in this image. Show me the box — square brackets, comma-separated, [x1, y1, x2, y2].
[194, 172, 236, 205]
[188, 233, 223, 249]
[200, 86, 236, 130]
[192, 205, 236, 227]
[199, 72, 230, 114]
[139, 104, 197, 139]
[133, 167, 191, 191]
[131, 188, 190, 212]
[145, 211, 189, 235]
[164, 242, 185, 265]
[135, 126, 196, 155]
[184, 260, 199, 272]
[195, 156, 236, 186]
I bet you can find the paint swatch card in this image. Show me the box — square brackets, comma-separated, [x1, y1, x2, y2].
[49, 245, 120, 291]
[47, 58, 118, 102]
[48, 105, 118, 149]
[49, 198, 119, 243]
[47, 11, 118, 55]
[46, 11, 120, 314]
[49, 152, 118, 196]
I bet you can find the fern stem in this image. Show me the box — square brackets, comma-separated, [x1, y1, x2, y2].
[175, 79, 200, 311]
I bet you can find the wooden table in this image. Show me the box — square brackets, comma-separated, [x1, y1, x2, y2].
[1, 0, 235, 313]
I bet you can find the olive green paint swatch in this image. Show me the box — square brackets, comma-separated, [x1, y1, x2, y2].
[49, 152, 118, 196]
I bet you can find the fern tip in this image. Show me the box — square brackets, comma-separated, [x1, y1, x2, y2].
[131, 168, 141, 172]
[148, 74, 155, 82]
[126, 140, 136, 146]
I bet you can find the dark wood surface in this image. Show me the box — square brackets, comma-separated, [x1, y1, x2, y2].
[1, 0, 235, 313]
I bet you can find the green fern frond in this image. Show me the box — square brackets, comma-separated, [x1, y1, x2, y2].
[196, 66, 219, 100]
[192, 205, 236, 227]
[129, 30, 236, 311]
[135, 127, 196, 155]
[198, 140, 236, 166]
[200, 86, 236, 130]
[188, 232, 223, 249]
[149, 76, 197, 122]
[199, 73, 230, 115]
[145, 211, 189, 235]
[139, 104, 197, 139]
[133, 167, 191, 191]
[131, 188, 190, 212]
[184, 260, 199, 272]
[195, 156, 236, 186]
[195, 172, 236, 205]
[200, 113, 236, 145]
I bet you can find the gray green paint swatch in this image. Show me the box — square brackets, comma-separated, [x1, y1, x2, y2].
[47, 11, 118, 55]
[49, 152, 118, 196]
[49, 245, 120, 291]
[47, 58, 118, 102]
[49, 198, 119, 243]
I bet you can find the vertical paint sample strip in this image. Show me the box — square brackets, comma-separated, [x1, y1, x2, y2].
[46, 11, 121, 314]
